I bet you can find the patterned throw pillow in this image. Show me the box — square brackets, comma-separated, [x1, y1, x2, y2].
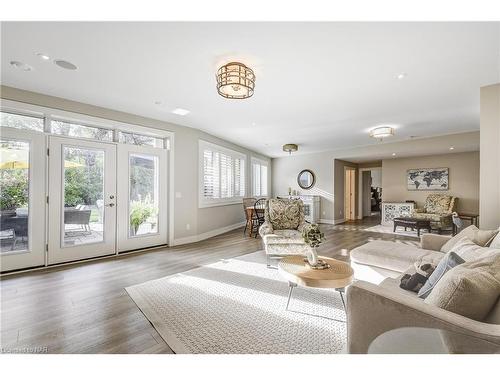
[418, 252, 465, 299]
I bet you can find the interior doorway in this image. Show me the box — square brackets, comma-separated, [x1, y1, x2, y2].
[358, 166, 382, 219]
[344, 167, 356, 221]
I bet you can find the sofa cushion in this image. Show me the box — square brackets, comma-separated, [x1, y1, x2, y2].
[424, 254, 500, 322]
[264, 230, 305, 245]
[440, 225, 498, 253]
[350, 240, 444, 273]
[450, 237, 500, 262]
[418, 252, 465, 298]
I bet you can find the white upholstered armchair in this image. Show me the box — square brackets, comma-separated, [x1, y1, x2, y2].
[259, 198, 312, 267]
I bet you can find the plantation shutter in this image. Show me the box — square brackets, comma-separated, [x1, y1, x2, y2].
[203, 149, 220, 199]
[261, 165, 268, 196]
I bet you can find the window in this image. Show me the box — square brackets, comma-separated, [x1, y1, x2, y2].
[251, 158, 268, 197]
[200, 140, 246, 207]
[1, 111, 44, 132]
[119, 131, 164, 148]
[51, 120, 113, 141]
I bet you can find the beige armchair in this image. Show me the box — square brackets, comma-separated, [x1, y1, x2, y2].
[259, 198, 312, 267]
[411, 194, 457, 232]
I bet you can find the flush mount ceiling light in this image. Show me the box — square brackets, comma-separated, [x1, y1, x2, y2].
[397, 73, 407, 80]
[172, 108, 190, 116]
[216, 62, 255, 99]
[10, 61, 33, 71]
[54, 59, 77, 70]
[370, 126, 395, 140]
[282, 144, 298, 155]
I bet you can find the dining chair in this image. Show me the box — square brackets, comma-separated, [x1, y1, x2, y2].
[242, 197, 257, 235]
[253, 198, 267, 238]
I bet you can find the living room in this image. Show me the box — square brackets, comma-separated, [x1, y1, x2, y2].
[1, 2, 500, 374]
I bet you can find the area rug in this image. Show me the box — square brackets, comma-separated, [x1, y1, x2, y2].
[126, 251, 347, 354]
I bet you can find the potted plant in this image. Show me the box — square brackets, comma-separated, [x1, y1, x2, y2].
[129, 200, 157, 236]
[301, 224, 325, 267]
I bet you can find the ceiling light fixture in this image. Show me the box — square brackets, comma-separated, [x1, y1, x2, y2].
[392, 153, 397, 156]
[172, 108, 190, 116]
[36, 53, 50, 60]
[216, 62, 255, 99]
[397, 73, 407, 80]
[283, 144, 298, 155]
[370, 126, 395, 140]
[154, 101, 162, 105]
[449, 146, 455, 150]
[10, 61, 33, 71]
[54, 59, 77, 70]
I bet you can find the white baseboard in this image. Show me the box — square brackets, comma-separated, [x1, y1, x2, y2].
[318, 219, 335, 224]
[334, 218, 346, 224]
[172, 221, 246, 246]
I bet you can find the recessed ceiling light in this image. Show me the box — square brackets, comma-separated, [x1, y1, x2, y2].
[449, 146, 455, 150]
[10, 61, 33, 71]
[36, 53, 50, 60]
[251, 122, 256, 126]
[392, 153, 396, 156]
[397, 73, 407, 80]
[154, 101, 162, 105]
[172, 108, 190, 116]
[54, 59, 77, 70]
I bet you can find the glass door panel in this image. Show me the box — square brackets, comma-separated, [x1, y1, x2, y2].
[117, 144, 167, 252]
[129, 153, 159, 237]
[48, 136, 116, 264]
[63, 146, 105, 246]
[0, 127, 46, 272]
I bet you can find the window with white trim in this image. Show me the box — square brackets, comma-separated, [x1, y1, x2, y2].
[251, 157, 268, 197]
[199, 140, 246, 207]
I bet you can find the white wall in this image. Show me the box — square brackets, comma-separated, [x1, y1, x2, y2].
[480, 83, 500, 229]
[1, 86, 271, 244]
[382, 152, 480, 213]
[272, 132, 479, 223]
[371, 169, 382, 187]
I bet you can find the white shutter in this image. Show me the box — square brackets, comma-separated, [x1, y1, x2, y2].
[234, 157, 245, 197]
[261, 165, 268, 196]
[220, 152, 233, 198]
[203, 149, 220, 199]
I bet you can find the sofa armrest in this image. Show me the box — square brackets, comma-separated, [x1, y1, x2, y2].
[420, 233, 449, 251]
[346, 280, 500, 353]
[259, 221, 274, 237]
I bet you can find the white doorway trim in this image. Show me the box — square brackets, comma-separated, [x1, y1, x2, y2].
[344, 166, 356, 222]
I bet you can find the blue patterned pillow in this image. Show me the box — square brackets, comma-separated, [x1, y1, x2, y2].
[418, 251, 465, 299]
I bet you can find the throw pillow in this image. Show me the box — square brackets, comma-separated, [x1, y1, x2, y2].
[424, 254, 500, 321]
[440, 225, 498, 253]
[418, 251, 465, 298]
[400, 263, 436, 292]
[450, 237, 499, 262]
[489, 230, 500, 249]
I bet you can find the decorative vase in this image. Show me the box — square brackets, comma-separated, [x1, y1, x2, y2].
[306, 247, 318, 266]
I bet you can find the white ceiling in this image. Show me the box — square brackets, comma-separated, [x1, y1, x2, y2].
[1, 22, 499, 157]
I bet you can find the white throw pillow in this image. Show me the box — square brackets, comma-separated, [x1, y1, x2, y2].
[489, 229, 500, 249]
[440, 225, 498, 253]
[425, 253, 500, 321]
[451, 237, 500, 262]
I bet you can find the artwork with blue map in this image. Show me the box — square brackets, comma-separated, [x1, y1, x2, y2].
[407, 168, 449, 190]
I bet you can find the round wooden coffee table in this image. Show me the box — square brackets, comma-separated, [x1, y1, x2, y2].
[278, 255, 354, 311]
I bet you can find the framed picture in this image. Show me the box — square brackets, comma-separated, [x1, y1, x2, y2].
[407, 168, 449, 191]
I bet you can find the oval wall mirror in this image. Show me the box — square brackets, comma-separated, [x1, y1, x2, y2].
[297, 169, 315, 190]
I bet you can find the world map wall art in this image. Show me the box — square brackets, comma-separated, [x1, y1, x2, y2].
[407, 168, 449, 191]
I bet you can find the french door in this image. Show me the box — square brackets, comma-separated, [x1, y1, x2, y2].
[0, 128, 46, 272]
[116, 143, 168, 251]
[48, 136, 117, 264]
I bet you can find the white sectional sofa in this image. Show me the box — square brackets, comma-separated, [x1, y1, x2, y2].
[346, 230, 500, 353]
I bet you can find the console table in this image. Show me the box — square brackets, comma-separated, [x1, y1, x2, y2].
[381, 202, 415, 226]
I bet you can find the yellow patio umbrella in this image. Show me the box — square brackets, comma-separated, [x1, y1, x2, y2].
[0, 159, 85, 169]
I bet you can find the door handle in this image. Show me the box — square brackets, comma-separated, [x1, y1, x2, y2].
[105, 203, 115, 207]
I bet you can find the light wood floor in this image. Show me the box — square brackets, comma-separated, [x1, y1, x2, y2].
[0, 216, 418, 354]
